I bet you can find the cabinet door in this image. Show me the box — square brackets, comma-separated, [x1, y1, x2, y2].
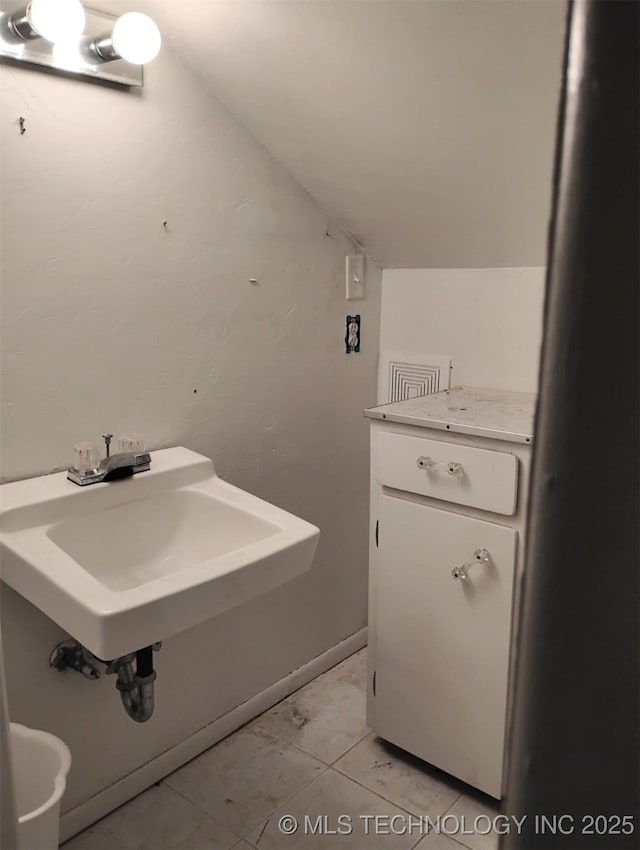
[374, 495, 517, 798]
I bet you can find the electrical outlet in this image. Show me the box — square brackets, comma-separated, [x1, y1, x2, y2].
[346, 314, 361, 353]
[346, 254, 365, 300]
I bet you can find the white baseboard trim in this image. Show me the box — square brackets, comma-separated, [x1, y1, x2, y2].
[60, 627, 367, 842]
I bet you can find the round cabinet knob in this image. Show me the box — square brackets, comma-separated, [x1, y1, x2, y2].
[452, 548, 490, 580]
[417, 456, 434, 470]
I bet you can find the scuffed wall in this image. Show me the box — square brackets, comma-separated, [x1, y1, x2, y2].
[0, 32, 380, 815]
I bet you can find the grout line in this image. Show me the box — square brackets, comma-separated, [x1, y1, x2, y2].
[159, 779, 246, 847]
[168, 651, 370, 845]
[409, 832, 426, 850]
[327, 727, 373, 766]
[284, 737, 334, 767]
[441, 792, 464, 817]
[332, 740, 465, 823]
[278, 722, 372, 768]
[330, 774, 471, 850]
[438, 796, 484, 850]
[246, 716, 338, 768]
[253, 818, 270, 847]
[325, 765, 417, 817]
[245, 765, 424, 848]
[240, 765, 332, 841]
[442, 796, 460, 816]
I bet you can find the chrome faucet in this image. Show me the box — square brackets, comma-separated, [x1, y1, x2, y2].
[67, 433, 151, 486]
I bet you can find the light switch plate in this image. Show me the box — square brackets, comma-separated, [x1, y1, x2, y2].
[346, 254, 365, 300]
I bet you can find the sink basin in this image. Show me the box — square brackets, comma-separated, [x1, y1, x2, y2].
[0, 447, 319, 659]
[47, 491, 281, 593]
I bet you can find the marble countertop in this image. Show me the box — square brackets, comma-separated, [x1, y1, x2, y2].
[364, 386, 537, 444]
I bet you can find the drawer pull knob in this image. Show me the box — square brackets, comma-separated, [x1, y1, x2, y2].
[452, 548, 490, 580]
[416, 456, 434, 470]
[416, 456, 464, 476]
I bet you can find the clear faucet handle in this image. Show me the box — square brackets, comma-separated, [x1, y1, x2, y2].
[73, 441, 100, 473]
[118, 433, 145, 453]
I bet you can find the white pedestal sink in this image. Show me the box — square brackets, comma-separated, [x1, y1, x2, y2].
[0, 447, 319, 659]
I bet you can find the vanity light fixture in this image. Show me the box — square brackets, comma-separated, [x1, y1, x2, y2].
[0, 2, 162, 86]
[8, 0, 85, 44]
[91, 12, 161, 65]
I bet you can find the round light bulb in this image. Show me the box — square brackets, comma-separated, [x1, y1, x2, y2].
[28, 0, 85, 44]
[112, 12, 161, 65]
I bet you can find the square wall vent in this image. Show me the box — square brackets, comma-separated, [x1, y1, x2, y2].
[378, 350, 452, 404]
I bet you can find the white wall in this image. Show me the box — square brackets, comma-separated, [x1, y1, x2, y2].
[0, 28, 380, 818]
[381, 268, 545, 394]
[159, 0, 566, 268]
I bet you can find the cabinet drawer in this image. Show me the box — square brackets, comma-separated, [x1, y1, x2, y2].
[375, 431, 518, 515]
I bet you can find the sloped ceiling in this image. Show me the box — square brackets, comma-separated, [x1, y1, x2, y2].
[155, 0, 566, 268]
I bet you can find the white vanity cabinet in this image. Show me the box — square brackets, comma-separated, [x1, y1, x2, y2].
[364, 387, 536, 799]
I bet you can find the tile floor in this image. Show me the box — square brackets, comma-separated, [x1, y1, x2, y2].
[64, 648, 500, 850]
